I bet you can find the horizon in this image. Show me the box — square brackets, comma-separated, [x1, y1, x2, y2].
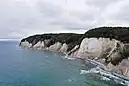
[0, 29, 87, 39]
[1, 0, 129, 39]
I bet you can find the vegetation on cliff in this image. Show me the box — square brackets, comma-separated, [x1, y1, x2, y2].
[20, 27, 129, 77]
[21, 27, 129, 51]
[21, 33, 83, 51]
[81, 27, 129, 43]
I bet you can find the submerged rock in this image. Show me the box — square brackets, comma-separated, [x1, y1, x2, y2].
[20, 27, 129, 77]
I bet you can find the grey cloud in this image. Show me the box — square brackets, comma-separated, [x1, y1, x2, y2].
[0, 0, 129, 39]
[37, 1, 62, 18]
[35, 1, 87, 30]
[97, 0, 129, 26]
[85, 0, 120, 8]
[69, 9, 97, 21]
[112, 3, 129, 21]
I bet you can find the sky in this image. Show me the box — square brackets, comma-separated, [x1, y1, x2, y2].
[0, 0, 129, 39]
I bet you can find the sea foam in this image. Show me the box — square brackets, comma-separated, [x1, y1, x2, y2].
[80, 66, 129, 86]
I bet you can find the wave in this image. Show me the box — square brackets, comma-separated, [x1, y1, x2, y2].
[80, 66, 129, 86]
[62, 54, 76, 60]
[64, 55, 76, 60]
[63, 54, 129, 85]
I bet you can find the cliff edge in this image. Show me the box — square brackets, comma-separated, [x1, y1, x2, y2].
[20, 27, 129, 77]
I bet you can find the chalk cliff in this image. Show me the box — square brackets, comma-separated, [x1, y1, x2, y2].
[20, 27, 129, 77]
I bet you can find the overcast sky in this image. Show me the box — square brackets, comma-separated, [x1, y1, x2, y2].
[0, 0, 129, 39]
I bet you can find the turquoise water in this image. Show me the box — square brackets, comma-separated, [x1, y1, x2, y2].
[0, 41, 127, 86]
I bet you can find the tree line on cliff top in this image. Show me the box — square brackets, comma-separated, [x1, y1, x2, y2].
[21, 27, 129, 51]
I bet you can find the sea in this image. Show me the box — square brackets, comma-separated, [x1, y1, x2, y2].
[0, 40, 128, 86]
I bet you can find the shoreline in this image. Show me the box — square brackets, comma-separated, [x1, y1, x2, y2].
[72, 56, 129, 85]
[20, 45, 129, 85]
[19, 27, 129, 81]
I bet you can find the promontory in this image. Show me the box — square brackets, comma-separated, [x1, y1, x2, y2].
[20, 27, 129, 77]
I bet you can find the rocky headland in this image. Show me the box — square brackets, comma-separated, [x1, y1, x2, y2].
[20, 27, 129, 78]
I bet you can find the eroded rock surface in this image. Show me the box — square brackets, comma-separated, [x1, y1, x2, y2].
[20, 27, 129, 77]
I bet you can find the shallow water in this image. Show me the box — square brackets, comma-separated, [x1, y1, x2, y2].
[0, 41, 127, 86]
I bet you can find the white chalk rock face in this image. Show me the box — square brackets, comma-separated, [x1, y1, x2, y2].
[118, 59, 129, 76]
[70, 45, 79, 52]
[48, 42, 62, 51]
[41, 41, 45, 48]
[44, 39, 50, 45]
[75, 38, 123, 59]
[59, 43, 68, 53]
[33, 41, 45, 49]
[107, 59, 129, 77]
[20, 40, 32, 48]
[33, 41, 41, 48]
[69, 45, 80, 57]
[76, 38, 102, 58]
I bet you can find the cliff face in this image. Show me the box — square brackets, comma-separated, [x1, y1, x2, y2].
[20, 33, 83, 52]
[20, 27, 129, 77]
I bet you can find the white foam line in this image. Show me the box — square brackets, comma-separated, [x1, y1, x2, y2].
[80, 67, 129, 85]
[100, 76, 110, 81]
[64, 55, 76, 60]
